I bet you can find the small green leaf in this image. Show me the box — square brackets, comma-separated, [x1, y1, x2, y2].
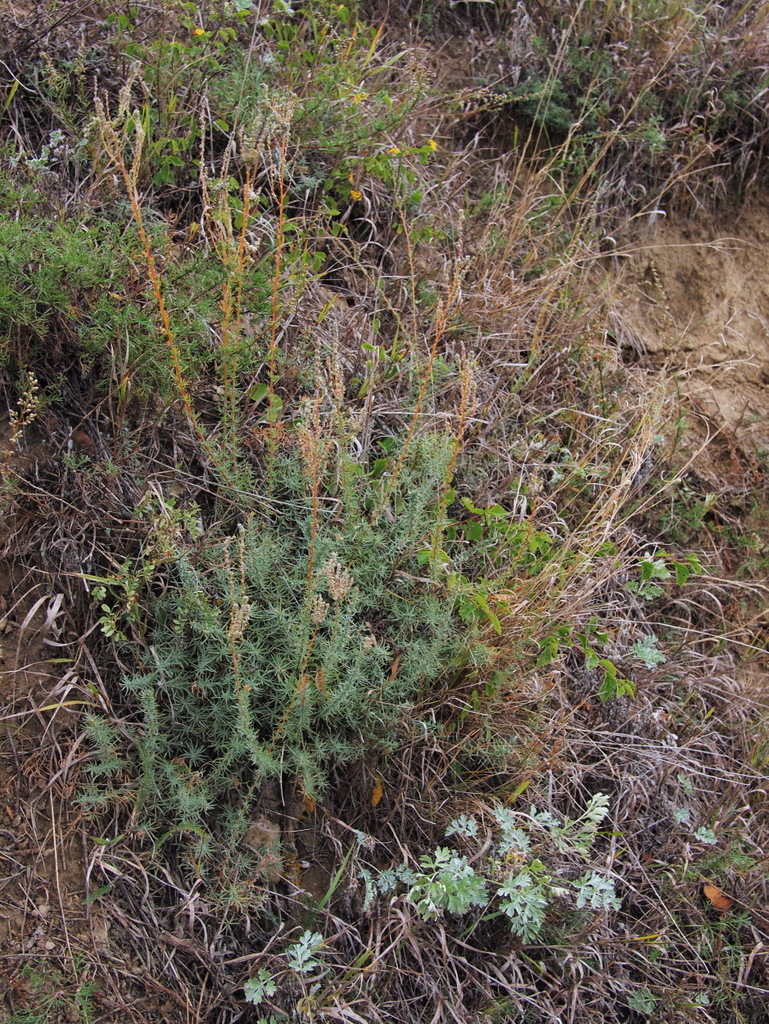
[598, 668, 634, 702]
[630, 634, 666, 669]
[627, 988, 657, 1014]
[536, 635, 559, 667]
[694, 826, 717, 845]
[244, 969, 277, 1006]
[674, 561, 691, 586]
[84, 882, 113, 905]
[471, 593, 502, 634]
[266, 393, 283, 424]
[460, 496, 486, 515]
[465, 522, 483, 541]
[248, 382, 269, 405]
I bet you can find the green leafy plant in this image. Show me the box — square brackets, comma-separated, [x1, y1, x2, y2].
[628, 551, 702, 600]
[630, 633, 666, 669]
[405, 847, 488, 919]
[243, 931, 324, 1016]
[628, 553, 672, 600]
[285, 930, 325, 974]
[365, 793, 620, 943]
[79, 493, 203, 641]
[536, 617, 634, 702]
[534, 545, 702, 700]
[627, 987, 657, 1015]
[243, 969, 277, 1007]
[497, 861, 553, 942]
[243, 933, 327, 1019]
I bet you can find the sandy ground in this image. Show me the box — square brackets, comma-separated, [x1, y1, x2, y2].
[608, 191, 769, 465]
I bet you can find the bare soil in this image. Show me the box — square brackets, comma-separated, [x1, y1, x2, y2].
[609, 191, 769, 463]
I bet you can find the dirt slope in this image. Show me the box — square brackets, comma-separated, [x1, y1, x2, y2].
[610, 191, 769, 462]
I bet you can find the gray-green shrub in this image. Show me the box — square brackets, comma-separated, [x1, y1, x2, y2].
[83, 435, 478, 846]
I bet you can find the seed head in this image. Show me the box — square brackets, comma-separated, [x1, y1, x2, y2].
[324, 553, 353, 601]
[311, 595, 329, 625]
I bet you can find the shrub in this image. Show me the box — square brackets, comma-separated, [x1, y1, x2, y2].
[0, 198, 270, 401]
[83, 434, 481, 849]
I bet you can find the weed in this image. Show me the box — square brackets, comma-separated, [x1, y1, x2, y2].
[359, 792, 619, 944]
[8, 961, 98, 1024]
[0, 370, 40, 487]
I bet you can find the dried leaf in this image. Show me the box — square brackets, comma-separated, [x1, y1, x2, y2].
[370, 773, 384, 807]
[703, 883, 731, 912]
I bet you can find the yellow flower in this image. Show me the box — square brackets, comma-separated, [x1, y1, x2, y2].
[427, 138, 438, 151]
[352, 92, 366, 104]
[389, 146, 401, 155]
[349, 189, 363, 201]
[193, 27, 205, 36]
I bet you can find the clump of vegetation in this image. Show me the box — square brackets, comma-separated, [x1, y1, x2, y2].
[83, 435, 477, 832]
[5, 958, 98, 1024]
[412, 0, 769, 211]
[1, 1, 767, 1022]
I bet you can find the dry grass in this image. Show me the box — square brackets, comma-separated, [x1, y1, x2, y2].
[1, 2, 768, 1022]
